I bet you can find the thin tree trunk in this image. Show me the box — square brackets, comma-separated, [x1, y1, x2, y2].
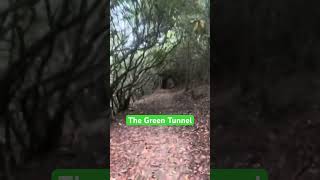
[185, 39, 191, 91]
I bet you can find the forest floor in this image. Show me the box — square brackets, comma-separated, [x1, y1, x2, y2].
[213, 82, 320, 180]
[110, 86, 210, 180]
[12, 114, 107, 180]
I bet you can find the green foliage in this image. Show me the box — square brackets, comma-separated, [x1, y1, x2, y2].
[110, 0, 209, 112]
[162, 0, 210, 88]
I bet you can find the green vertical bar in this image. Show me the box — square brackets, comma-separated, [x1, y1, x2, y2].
[52, 169, 109, 180]
[126, 114, 195, 126]
[211, 169, 268, 180]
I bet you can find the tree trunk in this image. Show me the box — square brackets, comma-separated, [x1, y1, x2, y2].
[185, 39, 192, 91]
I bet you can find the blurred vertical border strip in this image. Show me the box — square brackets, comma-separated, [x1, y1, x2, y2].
[52, 169, 110, 180]
[210, 169, 268, 180]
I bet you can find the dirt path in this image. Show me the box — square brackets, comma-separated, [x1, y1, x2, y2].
[110, 88, 210, 180]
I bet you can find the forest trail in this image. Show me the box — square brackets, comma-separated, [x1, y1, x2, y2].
[110, 87, 210, 180]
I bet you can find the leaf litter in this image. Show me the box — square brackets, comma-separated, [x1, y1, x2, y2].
[111, 87, 210, 179]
